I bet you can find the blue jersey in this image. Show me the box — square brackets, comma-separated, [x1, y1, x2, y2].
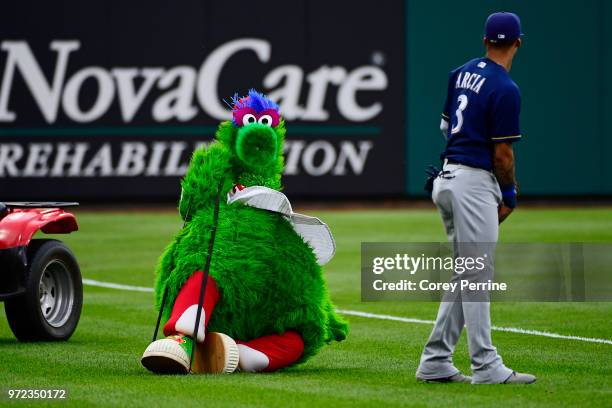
[441, 57, 522, 170]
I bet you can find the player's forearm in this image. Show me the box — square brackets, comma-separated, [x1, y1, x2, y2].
[493, 143, 518, 208]
[493, 157, 515, 186]
[493, 143, 516, 185]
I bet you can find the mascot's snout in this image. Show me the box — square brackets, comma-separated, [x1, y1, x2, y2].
[236, 123, 278, 168]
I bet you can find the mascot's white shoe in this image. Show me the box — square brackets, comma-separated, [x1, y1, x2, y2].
[141, 334, 192, 374]
[194, 332, 240, 374]
[141, 333, 239, 375]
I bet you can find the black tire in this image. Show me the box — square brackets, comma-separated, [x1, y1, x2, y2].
[5, 239, 82, 341]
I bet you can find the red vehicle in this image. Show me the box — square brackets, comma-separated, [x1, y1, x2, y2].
[0, 202, 82, 341]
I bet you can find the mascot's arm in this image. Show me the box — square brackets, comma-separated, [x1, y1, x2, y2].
[179, 142, 234, 221]
[156, 136, 234, 313]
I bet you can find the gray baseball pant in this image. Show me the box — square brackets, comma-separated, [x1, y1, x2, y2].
[416, 162, 513, 384]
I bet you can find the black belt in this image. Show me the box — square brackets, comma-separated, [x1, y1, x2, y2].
[444, 159, 493, 173]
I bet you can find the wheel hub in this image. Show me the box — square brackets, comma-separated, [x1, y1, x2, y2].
[38, 260, 74, 328]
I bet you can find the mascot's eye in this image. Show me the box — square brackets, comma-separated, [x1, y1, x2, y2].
[242, 114, 257, 126]
[258, 115, 273, 127]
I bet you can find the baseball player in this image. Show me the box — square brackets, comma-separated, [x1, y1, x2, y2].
[416, 12, 536, 384]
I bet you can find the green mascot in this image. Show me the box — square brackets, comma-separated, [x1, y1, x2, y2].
[141, 90, 348, 374]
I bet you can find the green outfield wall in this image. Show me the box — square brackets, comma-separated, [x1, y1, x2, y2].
[406, 0, 612, 196]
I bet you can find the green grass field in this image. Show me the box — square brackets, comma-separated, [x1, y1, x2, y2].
[1, 207, 611, 407]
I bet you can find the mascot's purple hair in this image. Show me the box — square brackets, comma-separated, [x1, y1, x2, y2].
[230, 89, 281, 128]
[231, 89, 280, 114]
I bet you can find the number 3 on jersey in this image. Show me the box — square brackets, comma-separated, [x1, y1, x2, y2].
[451, 94, 468, 135]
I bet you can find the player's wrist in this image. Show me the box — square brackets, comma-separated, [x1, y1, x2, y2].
[500, 184, 517, 208]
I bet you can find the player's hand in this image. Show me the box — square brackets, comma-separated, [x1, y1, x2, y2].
[498, 205, 513, 224]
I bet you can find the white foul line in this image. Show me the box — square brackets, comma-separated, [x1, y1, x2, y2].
[83, 279, 612, 346]
[336, 309, 436, 325]
[336, 309, 612, 346]
[83, 279, 154, 293]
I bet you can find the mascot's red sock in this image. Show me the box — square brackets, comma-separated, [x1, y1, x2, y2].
[163, 271, 219, 342]
[237, 332, 304, 372]
[164, 271, 304, 372]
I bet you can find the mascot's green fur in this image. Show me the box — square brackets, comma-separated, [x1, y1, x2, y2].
[154, 90, 348, 364]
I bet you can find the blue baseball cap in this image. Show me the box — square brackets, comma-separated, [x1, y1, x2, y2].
[485, 12, 523, 43]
